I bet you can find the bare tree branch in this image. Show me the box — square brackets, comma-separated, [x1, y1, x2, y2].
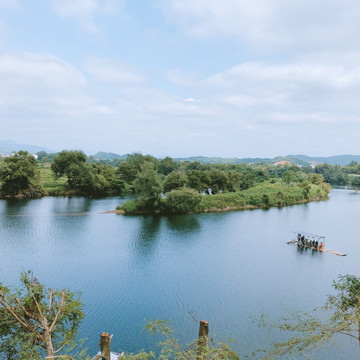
[188, 311, 200, 324]
[47, 288, 54, 316]
[49, 290, 65, 333]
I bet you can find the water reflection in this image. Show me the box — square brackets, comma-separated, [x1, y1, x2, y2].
[0, 190, 359, 359]
[131, 216, 162, 259]
[296, 244, 323, 257]
[165, 215, 200, 233]
[3, 198, 34, 215]
[50, 196, 93, 215]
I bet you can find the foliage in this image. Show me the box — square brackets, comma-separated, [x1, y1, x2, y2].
[165, 188, 202, 213]
[158, 157, 178, 176]
[0, 271, 84, 359]
[51, 150, 87, 189]
[51, 151, 125, 195]
[261, 274, 360, 359]
[133, 162, 163, 209]
[0, 151, 44, 197]
[163, 171, 188, 193]
[123, 320, 240, 360]
[36, 151, 57, 163]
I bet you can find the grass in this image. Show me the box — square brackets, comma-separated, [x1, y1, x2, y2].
[39, 164, 67, 195]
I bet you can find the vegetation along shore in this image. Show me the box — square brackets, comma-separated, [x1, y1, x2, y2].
[0, 149, 335, 214]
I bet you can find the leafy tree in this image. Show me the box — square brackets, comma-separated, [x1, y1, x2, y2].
[226, 170, 241, 192]
[209, 169, 228, 194]
[262, 274, 360, 359]
[239, 171, 256, 190]
[307, 173, 324, 185]
[158, 157, 178, 176]
[186, 170, 211, 193]
[0, 151, 44, 197]
[127, 153, 159, 173]
[0, 271, 84, 359]
[163, 171, 187, 193]
[165, 188, 202, 213]
[350, 175, 360, 188]
[116, 162, 138, 184]
[134, 161, 162, 208]
[51, 150, 87, 189]
[300, 181, 312, 199]
[36, 151, 57, 163]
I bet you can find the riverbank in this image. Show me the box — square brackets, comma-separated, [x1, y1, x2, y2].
[117, 181, 331, 215]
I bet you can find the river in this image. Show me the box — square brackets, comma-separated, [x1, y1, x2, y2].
[0, 189, 359, 358]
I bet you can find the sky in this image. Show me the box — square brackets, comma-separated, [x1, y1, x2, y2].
[1, 0, 360, 157]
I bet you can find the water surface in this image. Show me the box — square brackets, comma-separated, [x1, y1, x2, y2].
[0, 190, 359, 358]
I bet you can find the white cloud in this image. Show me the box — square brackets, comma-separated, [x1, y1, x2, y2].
[206, 61, 360, 90]
[50, 0, 122, 33]
[83, 56, 147, 83]
[0, 52, 85, 92]
[159, 0, 360, 52]
[267, 112, 337, 124]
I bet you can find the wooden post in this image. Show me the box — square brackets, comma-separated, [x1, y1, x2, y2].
[93, 332, 112, 360]
[197, 320, 209, 359]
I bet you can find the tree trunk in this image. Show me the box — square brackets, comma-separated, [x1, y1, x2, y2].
[93, 332, 112, 360]
[44, 330, 55, 358]
[197, 320, 209, 359]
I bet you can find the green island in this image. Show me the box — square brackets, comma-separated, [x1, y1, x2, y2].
[0, 150, 333, 215]
[0, 150, 352, 214]
[5, 149, 360, 215]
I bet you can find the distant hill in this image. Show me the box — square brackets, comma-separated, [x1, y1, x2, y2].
[93, 151, 128, 161]
[2, 140, 360, 167]
[0, 140, 53, 154]
[287, 154, 360, 166]
[173, 155, 308, 165]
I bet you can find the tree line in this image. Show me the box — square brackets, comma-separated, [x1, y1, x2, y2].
[0, 151, 331, 212]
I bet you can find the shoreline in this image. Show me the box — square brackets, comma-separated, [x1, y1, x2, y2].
[107, 196, 327, 216]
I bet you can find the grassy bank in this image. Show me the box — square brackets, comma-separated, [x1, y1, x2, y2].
[119, 180, 331, 215]
[39, 164, 68, 195]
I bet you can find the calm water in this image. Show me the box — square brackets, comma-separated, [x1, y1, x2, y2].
[0, 190, 360, 358]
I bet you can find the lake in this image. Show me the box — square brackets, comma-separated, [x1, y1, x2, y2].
[0, 189, 359, 358]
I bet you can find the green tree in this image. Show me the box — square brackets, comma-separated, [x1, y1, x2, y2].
[158, 157, 178, 175]
[226, 170, 241, 192]
[116, 162, 138, 184]
[0, 271, 84, 360]
[163, 171, 187, 193]
[186, 170, 211, 193]
[134, 161, 162, 208]
[51, 150, 87, 189]
[209, 169, 228, 194]
[165, 188, 202, 213]
[0, 151, 44, 197]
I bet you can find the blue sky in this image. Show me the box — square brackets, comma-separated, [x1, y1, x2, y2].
[1, 0, 360, 157]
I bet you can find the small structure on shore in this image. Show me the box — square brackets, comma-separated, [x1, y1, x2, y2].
[287, 231, 346, 256]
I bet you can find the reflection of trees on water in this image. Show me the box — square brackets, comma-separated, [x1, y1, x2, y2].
[51, 196, 93, 215]
[3, 198, 33, 215]
[133, 216, 162, 259]
[165, 215, 201, 234]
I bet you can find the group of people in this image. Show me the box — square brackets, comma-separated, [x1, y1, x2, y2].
[297, 234, 323, 249]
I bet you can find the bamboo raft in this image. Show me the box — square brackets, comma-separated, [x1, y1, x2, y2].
[287, 240, 347, 256]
